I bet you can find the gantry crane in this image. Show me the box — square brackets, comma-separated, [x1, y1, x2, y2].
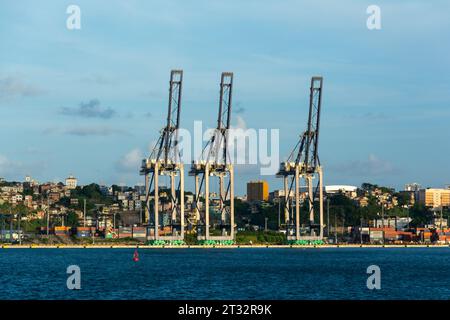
[189, 72, 235, 242]
[277, 77, 324, 241]
[140, 70, 185, 242]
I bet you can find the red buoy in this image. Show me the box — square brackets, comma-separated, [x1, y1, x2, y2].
[133, 249, 139, 262]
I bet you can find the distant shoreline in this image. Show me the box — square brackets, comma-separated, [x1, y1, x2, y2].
[1, 244, 449, 249]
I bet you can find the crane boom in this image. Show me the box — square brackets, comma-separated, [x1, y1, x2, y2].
[190, 72, 235, 242]
[150, 70, 183, 164]
[141, 70, 185, 243]
[277, 76, 325, 242]
[303, 76, 323, 173]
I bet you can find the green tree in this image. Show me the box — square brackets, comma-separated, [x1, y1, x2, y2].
[395, 192, 412, 207]
[66, 211, 79, 227]
[409, 204, 432, 227]
[234, 198, 250, 228]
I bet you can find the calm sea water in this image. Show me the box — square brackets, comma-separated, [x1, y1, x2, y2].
[0, 248, 449, 300]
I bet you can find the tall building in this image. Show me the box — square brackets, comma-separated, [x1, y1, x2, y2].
[416, 188, 450, 208]
[247, 180, 269, 202]
[404, 183, 421, 192]
[325, 185, 358, 199]
[65, 175, 78, 190]
[269, 189, 294, 202]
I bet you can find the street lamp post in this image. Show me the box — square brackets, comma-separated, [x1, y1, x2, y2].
[83, 199, 86, 227]
[360, 217, 363, 244]
[92, 211, 97, 245]
[0, 214, 4, 242]
[278, 199, 281, 230]
[381, 203, 385, 245]
[46, 197, 50, 236]
[334, 211, 337, 244]
[9, 208, 13, 244]
[327, 198, 330, 238]
[18, 211, 22, 245]
[407, 207, 410, 229]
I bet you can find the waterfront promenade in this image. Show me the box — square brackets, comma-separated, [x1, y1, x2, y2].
[1, 244, 450, 249]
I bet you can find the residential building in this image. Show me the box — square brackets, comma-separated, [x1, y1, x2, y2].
[325, 185, 358, 198]
[416, 188, 450, 208]
[65, 175, 78, 190]
[357, 196, 369, 207]
[49, 192, 61, 203]
[24, 195, 33, 208]
[269, 189, 294, 202]
[247, 180, 269, 202]
[404, 183, 421, 192]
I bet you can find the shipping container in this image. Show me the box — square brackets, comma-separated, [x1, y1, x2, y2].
[54, 226, 70, 236]
[55, 226, 70, 231]
[118, 233, 133, 239]
[0, 230, 23, 241]
[146, 228, 171, 237]
[384, 234, 399, 241]
[77, 230, 91, 237]
[369, 230, 384, 243]
[119, 227, 132, 233]
[132, 233, 146, 238]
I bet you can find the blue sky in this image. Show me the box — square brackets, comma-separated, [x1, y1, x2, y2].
[0, 0, 449, 194]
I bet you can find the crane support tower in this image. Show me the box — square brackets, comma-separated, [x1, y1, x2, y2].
[277, 77, 324, 242]
[140, 70, 185, 242]
[190, 72, 235, 243]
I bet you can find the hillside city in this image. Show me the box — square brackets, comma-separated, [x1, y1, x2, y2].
[1, 175, 449, 245]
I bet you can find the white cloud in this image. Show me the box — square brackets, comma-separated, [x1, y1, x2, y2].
[227, 115, 259, 166]
[60, 99, 116, 119]
[0, 154, 46, 179]
[331, 154, 396, 177]
[0, 155, 10, 174]
[366, 154, 395, 175]
[0, 155, 22, 178]
[0, 75, 42, 100]
[43, 126, 129, 136]
[116, 148, 144, 173]
[65, 127, 127, 136]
